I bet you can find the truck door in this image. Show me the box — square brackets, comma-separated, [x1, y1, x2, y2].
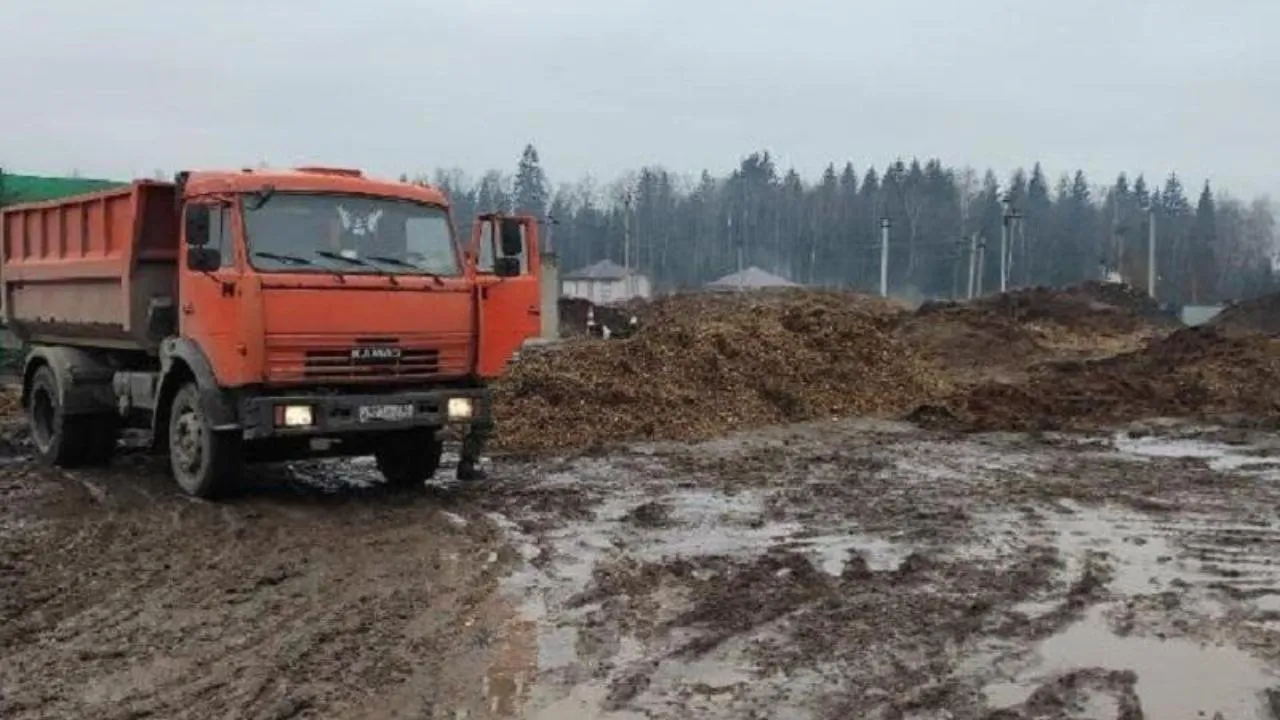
[179, 200, 246, 384]
[472, 215, 541, 378]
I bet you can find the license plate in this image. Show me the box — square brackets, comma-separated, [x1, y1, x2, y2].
[357, 404, 414, 423]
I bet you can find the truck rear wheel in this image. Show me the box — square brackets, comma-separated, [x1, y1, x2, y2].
[168, 383, 241, 498]
[28, 366, 90, 467]
[375, 429, 443, 489]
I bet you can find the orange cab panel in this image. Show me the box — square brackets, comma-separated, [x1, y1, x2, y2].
[258, 283, 475, 384]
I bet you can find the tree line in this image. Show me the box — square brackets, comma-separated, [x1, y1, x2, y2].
[414, 145, 1278, 307]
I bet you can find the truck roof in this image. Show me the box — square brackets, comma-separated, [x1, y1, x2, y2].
[183, 167, 449, 207]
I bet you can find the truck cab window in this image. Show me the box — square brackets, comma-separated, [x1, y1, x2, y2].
[242, 193, 460, 276]
[208, 206, 234, 268]
[477, 223, 496, 273]
[477, 221, 528, 274]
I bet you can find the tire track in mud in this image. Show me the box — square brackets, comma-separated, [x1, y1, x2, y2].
[0, 445, 563, 720]
[8, 420, 1280, 718]
[490, 422, 1280, 720]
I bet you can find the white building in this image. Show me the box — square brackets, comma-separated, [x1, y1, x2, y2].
[705, 266, 799, 292]
[561, 260, 652, 305]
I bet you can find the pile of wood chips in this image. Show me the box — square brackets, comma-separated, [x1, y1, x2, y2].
[492, 290, 948, 456]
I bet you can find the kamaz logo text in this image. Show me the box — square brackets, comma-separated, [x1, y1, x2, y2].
[351, 346, 402, 362]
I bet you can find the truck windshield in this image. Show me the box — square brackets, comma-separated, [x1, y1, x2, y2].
[242, 193, 460, 276]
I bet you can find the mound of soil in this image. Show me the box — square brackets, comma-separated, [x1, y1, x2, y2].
[492, 290, 948, 455]
[967, 285, 1157, 334]
[1067, 280, 1179, 326]
[932, 325, 1280, 431]
[897, 283, 1171, 382]
[1210, 292, 1280, 336]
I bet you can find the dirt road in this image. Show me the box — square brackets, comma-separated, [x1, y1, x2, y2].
[6, 415, 1280, 719]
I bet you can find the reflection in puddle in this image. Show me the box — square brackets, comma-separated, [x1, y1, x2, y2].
[985, 605, 1274, 718]
[981, 502, 1280, 599]
[1112, 434, 1280, 474]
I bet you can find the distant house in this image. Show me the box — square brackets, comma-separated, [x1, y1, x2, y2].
[561, 260, 652, 305]
[705, 266, 800, 292]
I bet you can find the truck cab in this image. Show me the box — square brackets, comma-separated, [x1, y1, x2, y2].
[1, 167, 541, 497]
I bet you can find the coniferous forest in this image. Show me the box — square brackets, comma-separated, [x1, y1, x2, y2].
[435, 144, 1266, 305]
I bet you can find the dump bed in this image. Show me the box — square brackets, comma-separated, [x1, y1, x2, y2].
[1, 181, 179, 352]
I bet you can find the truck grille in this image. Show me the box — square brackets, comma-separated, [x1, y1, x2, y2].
[264, 333, 472, 384]
[303, 347, 441, 379]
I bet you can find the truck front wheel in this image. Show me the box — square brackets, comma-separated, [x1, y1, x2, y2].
[168, 383, 241, 498]
[375, 429, 443, 489]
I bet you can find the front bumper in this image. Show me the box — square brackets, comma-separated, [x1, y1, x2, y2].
[240, 387, 490, 441]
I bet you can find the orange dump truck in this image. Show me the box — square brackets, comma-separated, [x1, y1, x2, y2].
[1, 167, 541, 497]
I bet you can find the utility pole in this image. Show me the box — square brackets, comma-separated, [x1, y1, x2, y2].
[1000, 194, 1011, 293]
[623, 190, 633, 299]
[1147, 202, 1157, 299]
[976, 237, 986, 296]
[1018, 215, 1028, 286]
[967, 233, 978, 299]
[880, 217, 891, 297]
[1010, 207, 1022, 287]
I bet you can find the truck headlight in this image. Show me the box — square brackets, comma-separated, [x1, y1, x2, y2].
[278, 404, 314, 427]
[446, 397, 474, 421]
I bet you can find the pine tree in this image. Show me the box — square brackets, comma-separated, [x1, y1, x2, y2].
[513, 144, 548, 217]
[1189, 181, 1218, 302]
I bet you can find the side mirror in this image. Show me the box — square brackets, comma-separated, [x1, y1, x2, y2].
[185, 205, 210, 246]
[494, 256, 521, 278]
[187, 246, 221, 272]
[499, 218, 524, 257]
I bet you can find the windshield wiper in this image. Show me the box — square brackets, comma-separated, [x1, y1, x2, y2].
[257, 250, 348, 282]
[246, 184, 276, 211]
[365, 255, 446, 285]
[254, 251, 314, 266]
[315, 250, 397, 284]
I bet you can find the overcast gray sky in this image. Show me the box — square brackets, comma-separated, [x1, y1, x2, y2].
[1, 0, 1275, 198]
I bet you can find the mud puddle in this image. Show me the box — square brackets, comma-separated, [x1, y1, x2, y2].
[484, 423, 1280, 719]
[12, 417, 1280, 718]
[974, 493, 1280, 719]
[1111, 430, 1280, 475]
[984, 604, 1275, 718]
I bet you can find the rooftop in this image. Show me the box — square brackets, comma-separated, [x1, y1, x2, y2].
[706, 266, 799, 290]
[563, 259, 635, 281]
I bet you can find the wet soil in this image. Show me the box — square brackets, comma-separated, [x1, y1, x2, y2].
[7, 411, 1280, 718]
[1211, 291, 1280, 337]
[933, 325, 1280, 432]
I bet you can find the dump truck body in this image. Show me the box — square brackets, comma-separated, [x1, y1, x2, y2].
[0, 167, 542, 497]
[2, 181, 178, 351]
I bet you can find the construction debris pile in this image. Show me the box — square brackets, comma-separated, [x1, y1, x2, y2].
[929, 325, 1280, 431]
[492, 290, 948, 455]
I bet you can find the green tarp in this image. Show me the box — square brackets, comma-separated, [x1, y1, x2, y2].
[0, 172, 126, 207]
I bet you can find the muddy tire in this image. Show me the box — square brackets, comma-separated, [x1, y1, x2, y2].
[375, 430, 443, 489]
[28, 366, 91, 467]
[168, 383, 242, 498]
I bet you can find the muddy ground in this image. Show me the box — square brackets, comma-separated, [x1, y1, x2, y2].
[7, 284, 1280, 719]
[6, 415, 1280, 719]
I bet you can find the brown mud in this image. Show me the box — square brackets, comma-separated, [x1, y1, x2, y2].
[7, 412, 1280, 718]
